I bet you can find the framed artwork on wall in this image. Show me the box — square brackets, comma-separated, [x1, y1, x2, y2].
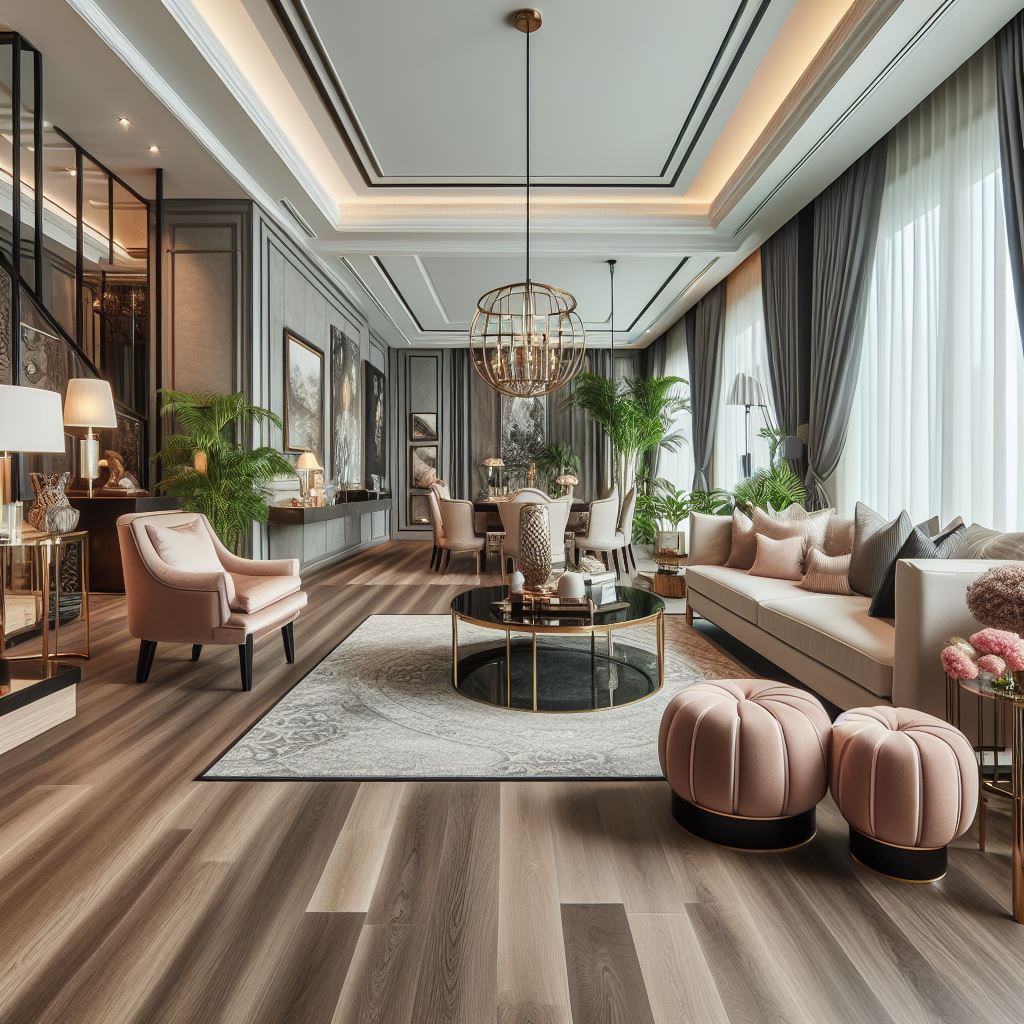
[330, 324, 361, 484]
[410, 412, 437, 442]
[500, 394, 546, 467]
[364, 361, 387, 487]
[410, 444, 438, 489]
[284, 329, 324, 458]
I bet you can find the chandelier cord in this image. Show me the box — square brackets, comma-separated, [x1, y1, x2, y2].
[525, 24, 531, 286]
[608, 258, 616, 376]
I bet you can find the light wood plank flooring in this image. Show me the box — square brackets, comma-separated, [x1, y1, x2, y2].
[0, 541, 1021, 1023]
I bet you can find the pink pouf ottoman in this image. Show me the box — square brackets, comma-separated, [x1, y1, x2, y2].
[659, 679, 832, 850]
[831, 707, 979, 882]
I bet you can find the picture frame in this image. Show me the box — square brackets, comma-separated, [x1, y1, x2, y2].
[410, 412, 438, 442]
[409, 444, 438, 489]
[330, 324, 361, 483]
[284, 329, 324, 457]
[364, 361, 387, 486]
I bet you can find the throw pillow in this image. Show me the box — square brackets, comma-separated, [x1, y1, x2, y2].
[848, 503, 914, 597]
[725, 509, 758, 569]
[146, 519, 222, 573]
[869, 520, 969, 618]
[965, 523, 1024, 560]
[824, 516, 855, 557]
[799, 549, 854, 595]
[752, 505, 833, 571]
[748, 534, 804, 581]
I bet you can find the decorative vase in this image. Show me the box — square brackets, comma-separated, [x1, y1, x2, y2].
[28, 472, 80, 534]
[557, 571, 585, 600]
[518, 503, 552, 591]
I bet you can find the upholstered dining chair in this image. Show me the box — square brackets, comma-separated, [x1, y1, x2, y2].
[617, 486, 638, 573]
[497, 489, 548, 577]
[427, 481, 449, 571]
[117, 510, 307, 691]
[545, 496, 573, 568]
[575, 490, 628, 576]
[509, 487, 550, 502]
[437, 498, 485, 574]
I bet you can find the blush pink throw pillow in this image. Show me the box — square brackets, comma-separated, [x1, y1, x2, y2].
[748, 534, 804, 581]
[146, 519, 222, 573]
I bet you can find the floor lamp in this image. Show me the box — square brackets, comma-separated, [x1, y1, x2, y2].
[726, 372, 767, 480]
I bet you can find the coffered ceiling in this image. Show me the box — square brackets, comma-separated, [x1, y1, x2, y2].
[6, 0, 1024, 348]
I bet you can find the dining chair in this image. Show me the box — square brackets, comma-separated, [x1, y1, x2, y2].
[509, 487, 550, 502]
[546, 496, 573, 567]
[575, 490, 627, 576]
[617, 486, 638, 573]
[437, 498, 486, 574]
[427, 483, 448, 571]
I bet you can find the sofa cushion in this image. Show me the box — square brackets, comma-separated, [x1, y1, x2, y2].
[146, 518, 221, 573]
[757, 594, 894, 698]
[749, 534, 804, 580]
[965, 523, 1024, 559]
[849, 503, 914, 598]
[229, 573, 301, 614]
[724, 509, 757, 570]
[685, 565, 803, 624]
[799, 549, 853, 595]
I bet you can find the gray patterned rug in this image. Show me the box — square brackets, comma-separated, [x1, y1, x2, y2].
[203, 614, 715, 780]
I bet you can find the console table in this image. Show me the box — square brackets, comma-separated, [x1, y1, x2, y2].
[268, 497, 392, 571]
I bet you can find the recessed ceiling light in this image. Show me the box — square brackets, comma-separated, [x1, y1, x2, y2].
[117, 116, 131, 128]
[148, 145, 159, 154]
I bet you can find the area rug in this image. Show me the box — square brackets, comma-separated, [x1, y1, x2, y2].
[203, 614, 738, 780]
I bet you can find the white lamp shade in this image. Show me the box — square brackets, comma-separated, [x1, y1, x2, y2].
[726, 372, 766, 407]
[0, 384, 67, 452]
[63, 377, 118, 428]
[297, 451, 322, 472]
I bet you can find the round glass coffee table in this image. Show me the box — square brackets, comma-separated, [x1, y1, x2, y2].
[450, 585, 665, 713]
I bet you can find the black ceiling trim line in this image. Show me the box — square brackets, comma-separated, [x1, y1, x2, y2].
[267, 0, 755, 189]
[625, 257, 690, 332]
[731, 0, 957, 238]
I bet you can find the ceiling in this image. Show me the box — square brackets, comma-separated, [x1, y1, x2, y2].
[4, 0, 1024, 349]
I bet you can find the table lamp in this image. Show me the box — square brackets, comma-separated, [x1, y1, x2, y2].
[297, 450, 322, 503]
[0, 384, 67, 538]
[726, 372, 767, 479]
[63, 378, 117, 498]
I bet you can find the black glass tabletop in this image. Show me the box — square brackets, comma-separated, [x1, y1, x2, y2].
[450, 584, 664, 631]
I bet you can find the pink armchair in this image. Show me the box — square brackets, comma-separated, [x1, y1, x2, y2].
[116, 510, 308, 691]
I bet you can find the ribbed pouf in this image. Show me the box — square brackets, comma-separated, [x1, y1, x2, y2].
[831, 707, 979, 882]
[659, 679, 832, 850]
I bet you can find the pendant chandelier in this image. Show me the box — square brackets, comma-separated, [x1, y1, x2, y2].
[469, 8, 586, 397]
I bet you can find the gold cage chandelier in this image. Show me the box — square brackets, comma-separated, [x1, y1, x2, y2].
[469, 8, 586, 397]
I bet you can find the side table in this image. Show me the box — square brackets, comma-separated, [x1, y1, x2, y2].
[1, 529, 90, 662]
[947, 673, 1023, 923]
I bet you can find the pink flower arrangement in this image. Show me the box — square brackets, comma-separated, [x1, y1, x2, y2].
[941, 645, 979, 680]
[977, 654, 1007, 676]
[970, 628, 1024, 671]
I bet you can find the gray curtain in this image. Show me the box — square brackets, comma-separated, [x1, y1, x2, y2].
[687, 284, 726, 490]
[446, 347, 472, 498]
[641, 335, 667, 481]
[805, 140, 887, 509]
[997, 11, 1024, 345]
[550, 350, 614, 500]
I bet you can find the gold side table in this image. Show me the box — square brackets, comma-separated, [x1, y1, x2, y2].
[0, 528, 90, 663]
[947, 673, 1023, 923]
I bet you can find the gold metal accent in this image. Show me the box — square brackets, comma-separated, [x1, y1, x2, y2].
[514, 8, 542, 32]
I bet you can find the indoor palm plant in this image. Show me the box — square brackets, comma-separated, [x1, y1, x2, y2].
[152, 389, 295, 551]
[569, 373, 689, 497]
[732, 461, 806, 514]
[535, 442, 582, 496]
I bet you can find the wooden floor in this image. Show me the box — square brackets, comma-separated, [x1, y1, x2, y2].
[1, 541, 1022, 1024]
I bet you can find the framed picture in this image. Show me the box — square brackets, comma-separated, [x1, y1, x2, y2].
[500, 394, 546, 467]
[410, 444, 438, 489]
[364, 361, 387, 486]
[410, 412, 438, 442]
[284, 329, 324, 457]
[330, 324, 361, 483]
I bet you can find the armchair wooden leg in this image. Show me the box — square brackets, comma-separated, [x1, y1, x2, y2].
[239, 635, 254, 691]
[282, 621, 295, 664]
[191, 644, 202, 662]
[136, 640, 157, 683]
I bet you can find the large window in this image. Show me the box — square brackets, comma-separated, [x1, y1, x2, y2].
[713, 250, 775, 492]
[657, 318, 694, 490]
[837, 44, 1024, 529]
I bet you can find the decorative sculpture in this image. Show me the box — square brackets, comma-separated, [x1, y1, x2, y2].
[28, 471, 80, 534]
[518, 503, 552, 590]
[100, 450, 143, 492]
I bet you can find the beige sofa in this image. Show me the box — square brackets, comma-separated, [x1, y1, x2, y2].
[684, 511, 1009, 719]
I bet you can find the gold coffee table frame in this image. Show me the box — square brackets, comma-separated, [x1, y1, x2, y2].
[1, 529, 91, 663]
[947, 673, 1024, 923]
[451, 599, 665, 713]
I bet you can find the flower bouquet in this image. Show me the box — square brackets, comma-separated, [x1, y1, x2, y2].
[941, 629, 1024, 690]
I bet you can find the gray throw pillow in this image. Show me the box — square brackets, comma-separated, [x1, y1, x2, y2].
[848, 502, 913, 597]
[965, 523, 1024, 559]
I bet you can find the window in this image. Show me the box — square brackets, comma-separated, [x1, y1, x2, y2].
[713, 250, 775, 492]
[657, 318, 694, 490]
[836, 44, 1024, 529]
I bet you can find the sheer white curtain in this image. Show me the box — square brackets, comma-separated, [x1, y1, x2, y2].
[658, 318, 695, 490]
[837, 45, 1024, 529]
[712, 250, 776, 491]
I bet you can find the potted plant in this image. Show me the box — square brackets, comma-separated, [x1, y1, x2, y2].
[535, 442, 582, 496]
[152, 389, 296, 552]
[731, 461, 806, 515]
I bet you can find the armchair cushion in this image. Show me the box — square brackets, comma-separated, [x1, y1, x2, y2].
[230, 573, 301, 614]
[146, 519, 222, 573]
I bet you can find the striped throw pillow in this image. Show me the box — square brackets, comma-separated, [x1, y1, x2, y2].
[725, 509, 757, 569]
[848, 503, 913, 597]
[799, 549, 853, 595]
[748, 534, 804, 581]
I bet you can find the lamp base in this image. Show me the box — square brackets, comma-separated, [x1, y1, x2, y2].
[80, 434, 99, 499]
